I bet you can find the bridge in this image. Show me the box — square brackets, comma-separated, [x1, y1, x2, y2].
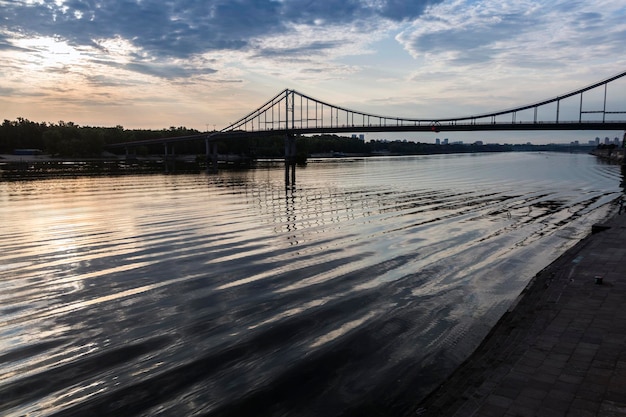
[219, 71, 626, 136]
[107, 70, 626, 179]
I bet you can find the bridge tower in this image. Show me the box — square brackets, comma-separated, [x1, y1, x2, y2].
[285, 89, 296, 185]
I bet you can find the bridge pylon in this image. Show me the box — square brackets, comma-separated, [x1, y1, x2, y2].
[285, 135, 296, 185]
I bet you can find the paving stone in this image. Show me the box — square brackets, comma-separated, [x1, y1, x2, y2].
[608, 376, 626, 391]
[554, 380, 582, 394]
[536, 406, 565, 417]
[565, 409, 599, 417]
[599, 400, 626, 417]
[570, 397, 601, 413]
[477, 403, 509, 417]
[575, 387, 604, 402]
[604, 390, 626, 405]
[486, 394, 514, 408]
[493, 386, 520, 401]
[547, 389, 576, 402]
[504, 403, 537, 417]
[582, 374, 610, 390]
[539, 364, 564, 377]
[542, 396, 572, 413]
[518, 387, 549, 401]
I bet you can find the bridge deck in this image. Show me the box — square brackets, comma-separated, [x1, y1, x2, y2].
[105, 121, 626, 149]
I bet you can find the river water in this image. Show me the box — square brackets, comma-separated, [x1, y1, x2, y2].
[0, 152, 622, 416]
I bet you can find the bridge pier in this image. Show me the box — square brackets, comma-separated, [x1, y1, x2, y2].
[124, 146, 138, 161]
[164, 143, 168, 173]
[205, 138, 218, 173]
[285, 135, 296, 185]
[164, 143, 176, 173]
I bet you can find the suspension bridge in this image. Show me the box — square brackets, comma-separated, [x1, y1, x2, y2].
[109, 70, 626, 146]
[220, 72, 626, 136]
[107, 70, 626, 179]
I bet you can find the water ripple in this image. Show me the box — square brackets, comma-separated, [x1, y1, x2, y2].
[0, 153, 622, 416]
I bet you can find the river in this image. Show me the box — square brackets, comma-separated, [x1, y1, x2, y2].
[0, 152, 622, 416]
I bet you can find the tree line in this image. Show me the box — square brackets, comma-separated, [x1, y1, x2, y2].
[1, 117, 590, 159]
[0, 118, 201, 157]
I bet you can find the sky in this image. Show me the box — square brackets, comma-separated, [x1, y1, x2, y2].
[1, 0, 626, 144]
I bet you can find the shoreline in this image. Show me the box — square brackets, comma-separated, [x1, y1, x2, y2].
[412, 204, 626, 416]
[590, 148, 625, 164]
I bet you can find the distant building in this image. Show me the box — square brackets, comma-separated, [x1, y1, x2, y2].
[474, 141, 483, 146]
[605, 137, 611, 145]
[443, 138, 449, 145]
[435, 138, 440, 145]
[359, 134, 365, 141]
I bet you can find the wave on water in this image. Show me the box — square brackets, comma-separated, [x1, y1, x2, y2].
[0, 152, 622, 416]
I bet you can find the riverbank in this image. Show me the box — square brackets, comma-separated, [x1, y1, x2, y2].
[590, 148, 625, 164]
[0, 153, 249, 178]
[413, 206, 626, 416]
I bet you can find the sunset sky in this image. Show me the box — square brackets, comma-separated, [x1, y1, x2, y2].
[1, 0, 625, 143]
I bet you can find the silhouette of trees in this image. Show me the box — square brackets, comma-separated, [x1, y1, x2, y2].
[0, 119, 202, 157]
[0, 118, 48, 152]
[0, 117, 593, 159]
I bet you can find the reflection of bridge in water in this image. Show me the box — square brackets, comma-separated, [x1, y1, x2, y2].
[108, 70, 626, 181]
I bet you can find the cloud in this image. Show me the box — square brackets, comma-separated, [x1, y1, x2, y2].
[84, 74, 135, 88]
[124, 62, 217, 79]
[397, 2, 541, 64]
[0, 0, 439, 84]
[0, 86, 17, 96]
[1, 0, 443, 60]
[396, 0, 626, 69]
[0, 33, 31, 52]
[254, 40, 343, 59]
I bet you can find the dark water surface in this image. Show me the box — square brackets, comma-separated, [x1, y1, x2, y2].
[0, 153, 622, 416]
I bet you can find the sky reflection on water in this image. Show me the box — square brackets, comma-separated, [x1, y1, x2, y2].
[0, 152, 623, 416]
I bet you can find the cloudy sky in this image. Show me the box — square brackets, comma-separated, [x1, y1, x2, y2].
[1, 0, 625, 143]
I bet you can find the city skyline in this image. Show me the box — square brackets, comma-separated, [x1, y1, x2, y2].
[1, 0, 626, 144]
[374, 134, 623, 146]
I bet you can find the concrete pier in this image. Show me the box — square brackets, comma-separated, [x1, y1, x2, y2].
[285, 135, 296, 185]
[206, 138, 218, 173]
[415, 209, 626, 416]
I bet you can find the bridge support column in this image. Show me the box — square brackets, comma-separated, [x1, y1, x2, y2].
[285, 135, 296, 185]
[164, 143, 168, 173]
[622, 132, 626, 167]
[206, 138, 218, 173]
[164, 143, 176, 173]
